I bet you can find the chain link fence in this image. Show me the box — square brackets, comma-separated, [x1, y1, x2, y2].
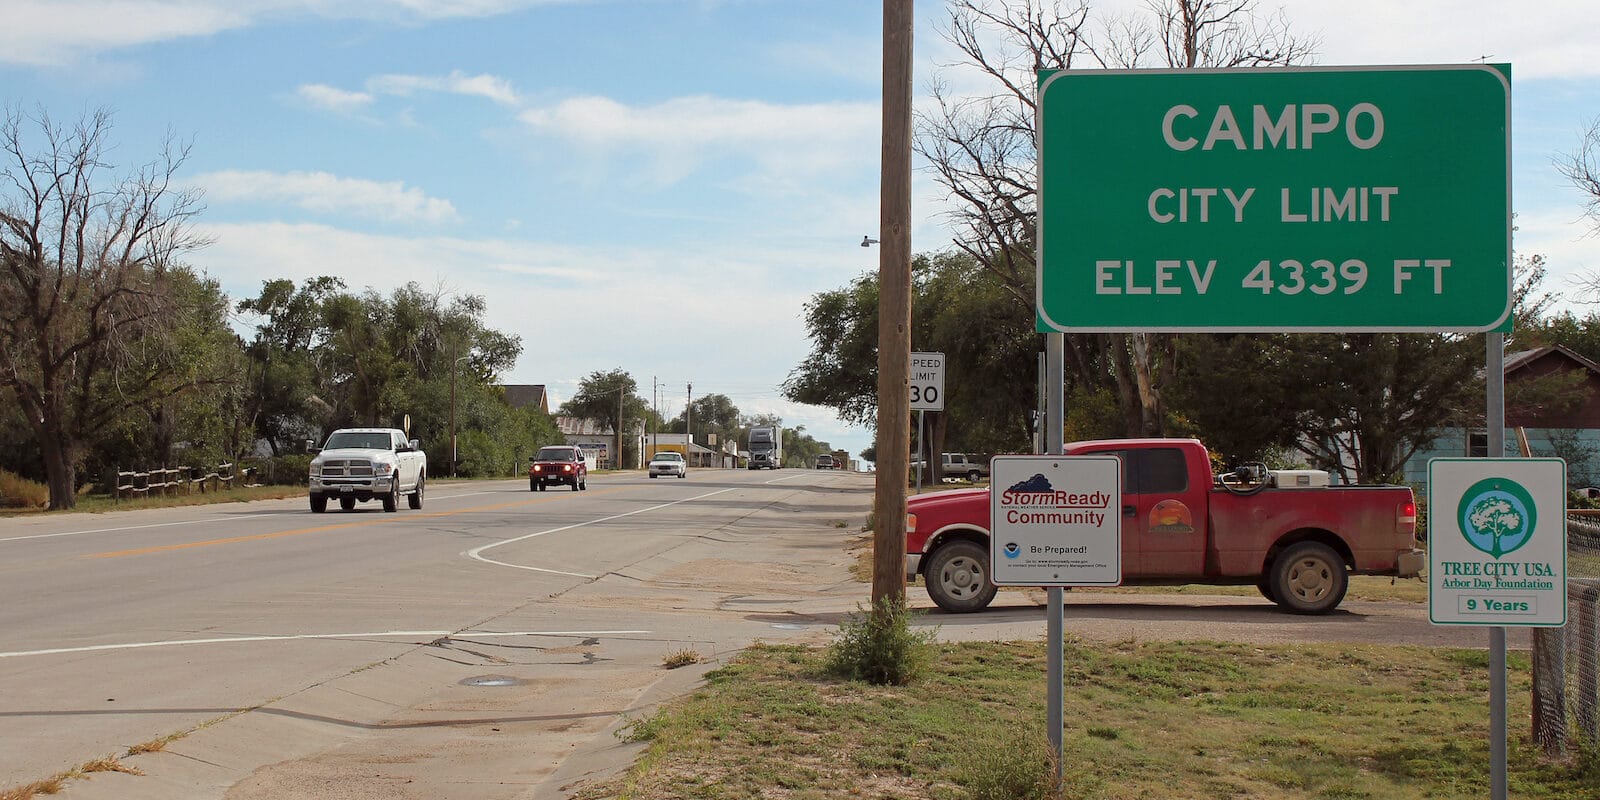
[1535, 512, 1600, 754]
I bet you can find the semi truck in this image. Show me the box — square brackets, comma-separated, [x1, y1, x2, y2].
[747, 426, 782, 470]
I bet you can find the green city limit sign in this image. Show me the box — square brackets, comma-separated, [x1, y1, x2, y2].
[1036, 65, 1510, 332]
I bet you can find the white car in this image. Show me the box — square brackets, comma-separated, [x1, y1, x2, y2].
[648, 451, 687, 478]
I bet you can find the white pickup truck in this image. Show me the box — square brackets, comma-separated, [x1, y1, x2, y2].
[308, 428, 427, 513]
[940, 453, 989, 482]
[912, 453, 990, 483]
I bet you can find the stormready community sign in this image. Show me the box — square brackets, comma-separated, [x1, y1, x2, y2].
[1428, 458, 1568, 627]
[1036, 65, 1511, 332]
[989, 455, 1121, 587]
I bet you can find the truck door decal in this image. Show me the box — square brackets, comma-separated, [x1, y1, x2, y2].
[1148, 499, 1195, 534]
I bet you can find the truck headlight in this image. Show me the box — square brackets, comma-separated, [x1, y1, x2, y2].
[374, 462, 395, 476]
[309, 464, 322, 477]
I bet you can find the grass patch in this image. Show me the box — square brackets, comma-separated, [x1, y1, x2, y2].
[126, 731, 187, 755]
[1, 755, 144, 800]
[662, 648, 702, 669]
[580, 639, 1596, 800]
[825, 597, 937, 685]
[79, 756, 141, 776]
[0, 484, 305, 516]
[0, 469, 49, 509]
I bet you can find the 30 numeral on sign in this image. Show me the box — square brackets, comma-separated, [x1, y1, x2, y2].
[910, 352, 945, 412]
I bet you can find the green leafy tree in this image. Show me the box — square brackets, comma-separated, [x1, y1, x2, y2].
[669, 392, 743, 454]
[560, 369, 649, 468]
[1292, 333, 1482, 484]
[237, 276, 346, 454]
[0, 108, 208, 508]
[1168, 334, 1302, 466]
[783, 425, 832, 468]
[787, 252, 1040, 480]
[783, 275, 881, 427]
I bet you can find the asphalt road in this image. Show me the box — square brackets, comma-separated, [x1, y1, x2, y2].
[0, 467, 874, 798]
[0, 468, 1513, 799]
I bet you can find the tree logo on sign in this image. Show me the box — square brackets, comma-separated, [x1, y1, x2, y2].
[1456, 478, 1537, 559]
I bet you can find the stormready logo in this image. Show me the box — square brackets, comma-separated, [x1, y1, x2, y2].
[998, 474, 1111, 526]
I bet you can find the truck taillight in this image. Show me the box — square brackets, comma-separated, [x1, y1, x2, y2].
[906, 513, 917, 533]
[1398, 500, 1417, 531]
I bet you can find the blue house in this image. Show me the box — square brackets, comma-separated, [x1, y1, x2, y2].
[1403, 345, 1600, 489]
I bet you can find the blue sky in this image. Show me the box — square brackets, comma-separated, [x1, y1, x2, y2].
[4, 0, 1598, 465]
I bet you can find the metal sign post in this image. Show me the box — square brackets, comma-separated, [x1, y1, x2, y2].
[911, 352, 944, 492]
[991, 450, 1119, 785]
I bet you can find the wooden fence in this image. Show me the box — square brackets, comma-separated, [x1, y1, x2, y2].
[112, 463, 244, 501]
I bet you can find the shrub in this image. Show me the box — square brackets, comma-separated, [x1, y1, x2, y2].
[825, 595, 936, 686]
[0, 469, 49, 509]
[957, 730, 1092, 800]
[242, 455, 312, 486]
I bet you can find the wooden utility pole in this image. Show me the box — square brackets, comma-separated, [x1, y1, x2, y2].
[871, 0, 913, 607]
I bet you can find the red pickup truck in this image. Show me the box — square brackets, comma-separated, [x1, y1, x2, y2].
[905, 438, 1423, 614]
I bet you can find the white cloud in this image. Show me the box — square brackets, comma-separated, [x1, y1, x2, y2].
[0, 0, 578, 66]
[296, 83, 375, 113]
[191, 170, 459, 224]
[1280, 0, 1600, 80]
[0, 0, 249, 66]
[518, 95, 878, 185]
[366, 70, 521, 106]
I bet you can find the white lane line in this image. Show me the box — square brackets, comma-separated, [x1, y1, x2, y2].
[464, 486, 741, 576]
[763, 473, 815, 484]
[0, 513, 297, 543]
[0, 629, 652, 660]
[0, 491, 513, 544]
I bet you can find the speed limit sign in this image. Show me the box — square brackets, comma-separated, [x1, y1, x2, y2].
[910, 351, 945, 411]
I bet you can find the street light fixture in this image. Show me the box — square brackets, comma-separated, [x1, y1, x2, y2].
[450, 353, 471, 478]
[861, 235, 879, 247]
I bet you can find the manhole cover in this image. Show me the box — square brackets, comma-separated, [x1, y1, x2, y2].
[460, 675, 524, 687]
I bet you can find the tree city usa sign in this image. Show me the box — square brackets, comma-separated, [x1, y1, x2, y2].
[1036, 65, 1510, 332]
[1428, 458, 1567, 626]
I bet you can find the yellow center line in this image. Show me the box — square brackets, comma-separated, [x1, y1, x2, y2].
[85, 486, 632, 559]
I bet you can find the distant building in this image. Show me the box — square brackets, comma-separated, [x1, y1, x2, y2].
[501, 384, 550, 415]
[1403, 345, 1600, 488]
[640, 433, 720, 468]
[557, 415, 616, 468]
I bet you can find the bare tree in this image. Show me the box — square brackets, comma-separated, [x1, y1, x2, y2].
[0, 108, 207, 509]
[917, 0, 1317, 435]
[1555, 116, 1600, 236]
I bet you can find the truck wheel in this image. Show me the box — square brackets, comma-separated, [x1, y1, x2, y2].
[530, 476, 537, 492]
[382, 481, 398, 512]
[310, 495, 327, 513]
[1269, 541, 1347, 614]
[967, 470, 981, 483]
[1256, 579, 1277, 604]
[339, 496, 356, 511]
[408, 473, 424, 509]
[537, 481, 546, 492]
[925, 541, 998, 613]
[580, 475, 587, 490]
[570, 476, 580, 491]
